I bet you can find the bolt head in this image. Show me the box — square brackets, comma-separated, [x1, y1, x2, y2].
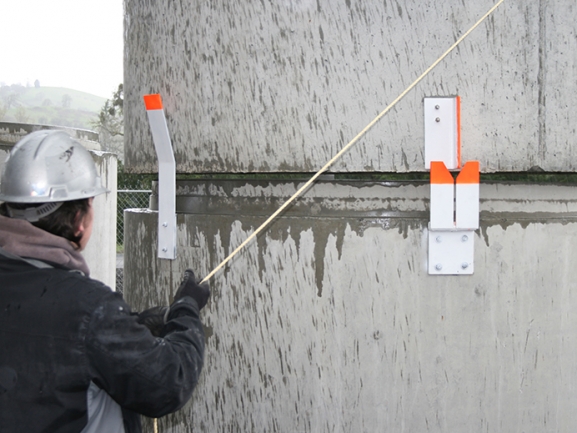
[435, 264, 443, 271]
[461, 262, 469, 269]
[435, 105, 440, 110]
[162, 247, 168, 252]
[436, 236, 442, 243]
[435, 117, 441, 122]
[461, 235, 469, 242]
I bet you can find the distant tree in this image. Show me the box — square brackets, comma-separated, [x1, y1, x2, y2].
[96, 84, 123, 136]
[42, 98, 53, 107]
[14, 106, 30, 123]
[92, 84, 124, 159]
[61, 94, 72, 108]
[9, 84, 26, 96]
[34, 79, 40, 88]
[3, 92, 20, 109]
[0, 104, 7, 120]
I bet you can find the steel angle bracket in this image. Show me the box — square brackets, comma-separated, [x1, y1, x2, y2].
[144, 94, 176, 260]
[424, 96, 461, 170]
[425, 96, 479, 275]
[428, 160, 480, 275]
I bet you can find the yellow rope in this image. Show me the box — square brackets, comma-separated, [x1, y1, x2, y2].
[145, 2, 506, 431]
[199, 1, 505, 284]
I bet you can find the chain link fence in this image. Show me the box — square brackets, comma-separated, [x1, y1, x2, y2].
[116, 190, 151, 292]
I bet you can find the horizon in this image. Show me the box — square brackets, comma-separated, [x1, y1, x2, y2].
[0, 81, 110, 100]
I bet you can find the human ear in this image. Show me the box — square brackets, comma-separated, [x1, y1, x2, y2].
[73, 210, 85, 238]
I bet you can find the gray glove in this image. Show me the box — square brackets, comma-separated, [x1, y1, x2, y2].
[136, 306, 169, 337]
[174, 269, 211, 310]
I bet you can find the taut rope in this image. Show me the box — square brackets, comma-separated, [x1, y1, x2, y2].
[200, 0, 505, 285]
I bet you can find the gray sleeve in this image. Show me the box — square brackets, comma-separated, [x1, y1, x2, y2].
[81, 381, 125, 433]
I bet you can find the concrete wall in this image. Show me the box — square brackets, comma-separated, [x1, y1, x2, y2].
[124, 180, 577, 432]
[83, 151, 117, 289]
[0, 124, 117, 289]
[124, 0, 577, 173]
[122, 1, 577, 431]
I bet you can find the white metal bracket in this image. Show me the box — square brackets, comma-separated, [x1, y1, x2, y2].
[144, 94, 177, 260]
[424, 96, 461, 170]
[428, 228, 475, 274]
[425, 96, 479, 275]
[428, 161, 480, 275]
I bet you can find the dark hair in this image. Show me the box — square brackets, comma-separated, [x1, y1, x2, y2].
[0, 199, 90, 245]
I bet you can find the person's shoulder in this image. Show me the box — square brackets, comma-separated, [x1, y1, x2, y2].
[63, 271, 132, 318]
[39, 266, 117, 301]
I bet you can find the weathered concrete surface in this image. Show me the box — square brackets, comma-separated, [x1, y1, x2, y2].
[124, 180, 577, 432]
[124, 0, 577, 173]
[82, 151, 118, 289]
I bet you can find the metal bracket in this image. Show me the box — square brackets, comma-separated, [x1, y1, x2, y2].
[425, 96, 479, 275]
[424, 96, 461, 170]
[144, 94, 176, 260]
[428, 161, 480, 275]
[428, 228, 475, 274]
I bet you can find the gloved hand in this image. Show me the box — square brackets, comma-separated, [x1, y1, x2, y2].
[136, 306, 169, 337]
[174, 269, 211, 310]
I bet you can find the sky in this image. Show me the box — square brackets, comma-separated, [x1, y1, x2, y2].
[1, 0, 123, 99]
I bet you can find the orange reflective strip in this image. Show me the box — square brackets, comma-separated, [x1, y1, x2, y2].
[456, 161, 480, 184]
[430, 161, 454, 184]
[143, 94, 163, 110]
[456, 96, 461, 168]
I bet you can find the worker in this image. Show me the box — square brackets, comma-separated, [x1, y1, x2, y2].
[0, 130, 210, 432]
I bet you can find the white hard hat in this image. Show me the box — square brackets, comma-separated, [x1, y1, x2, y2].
[0, 130, 109, 204]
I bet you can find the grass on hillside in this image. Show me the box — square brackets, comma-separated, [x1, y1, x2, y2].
[12, 86, 106, 112]
[1, 85, 107, 130]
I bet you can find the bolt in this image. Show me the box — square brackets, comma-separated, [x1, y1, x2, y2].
[435, 105, 440, 110]
[162, 222, 168, 227]
[435, 117, 441, 122]
[461, 262, 469, 269]
[162, 247, 168, 252]
[462, 235, 469, 242]
[436, 236, 442, 243]
[435, 264, 443, 271]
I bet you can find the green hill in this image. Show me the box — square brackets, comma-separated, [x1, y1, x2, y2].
[18, 86, 106, 112]
[0, 84, 107, 130]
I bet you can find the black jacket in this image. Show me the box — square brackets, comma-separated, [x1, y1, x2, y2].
[0, 254, 205, 432]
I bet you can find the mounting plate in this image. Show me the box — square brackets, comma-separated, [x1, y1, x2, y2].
[428, 227, 474, 275]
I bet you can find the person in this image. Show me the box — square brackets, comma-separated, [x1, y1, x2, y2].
[0, 130, 210, 432]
